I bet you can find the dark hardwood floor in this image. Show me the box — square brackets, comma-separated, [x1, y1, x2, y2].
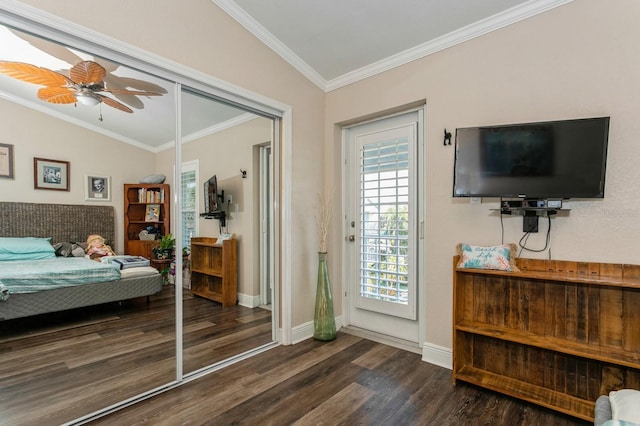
[0, 285, 273, 425]
[91, 332, 591, 426]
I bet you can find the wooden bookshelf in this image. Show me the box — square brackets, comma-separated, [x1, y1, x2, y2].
[452, 256, 640, 422]
[124, 183, 170, 260]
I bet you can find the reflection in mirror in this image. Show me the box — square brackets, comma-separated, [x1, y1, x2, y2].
[0, 25, 177, 424]
[174, 88, 275, 374]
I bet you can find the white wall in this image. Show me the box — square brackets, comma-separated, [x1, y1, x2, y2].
[325, 0, 640, 349]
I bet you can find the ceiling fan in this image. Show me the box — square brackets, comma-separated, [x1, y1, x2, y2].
[0, 60, 163, 118]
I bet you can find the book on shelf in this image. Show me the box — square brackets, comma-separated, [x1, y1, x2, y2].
[145, 204, 160, 222]
[137, 188, 165, 203]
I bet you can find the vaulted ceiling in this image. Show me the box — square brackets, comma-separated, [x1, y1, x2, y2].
[0, 0, 572, 149]
[215, 0, 572, 91]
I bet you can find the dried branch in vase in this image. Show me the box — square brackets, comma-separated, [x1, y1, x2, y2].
[315, 189, 333, 253]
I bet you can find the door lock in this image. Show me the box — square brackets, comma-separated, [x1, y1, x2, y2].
[348, 235, 355, 242]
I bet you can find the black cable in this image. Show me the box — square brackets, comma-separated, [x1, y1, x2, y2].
[518, 215, 552, 254]
[500, 198, 505, 244]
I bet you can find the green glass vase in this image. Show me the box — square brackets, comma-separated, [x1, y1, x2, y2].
[314, 252, 336, 341]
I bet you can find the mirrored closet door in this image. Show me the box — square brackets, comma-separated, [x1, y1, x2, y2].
[0, 10, 278, 423]
[178, 88, 275, 376]
[0, 24, 178, 424]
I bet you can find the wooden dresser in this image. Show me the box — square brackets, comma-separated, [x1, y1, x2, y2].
[453, 256, 640, 422]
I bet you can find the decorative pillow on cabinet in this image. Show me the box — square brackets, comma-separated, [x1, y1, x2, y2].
[456, 243, 519, 272]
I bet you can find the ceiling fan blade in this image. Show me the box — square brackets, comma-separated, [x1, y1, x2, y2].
[9, 28, 85, 67]
[0, 61, 71, 87]
[102, 88, 162, 96]
[37, 87, 77, 104]
[105, 76, 168, 94]
[98, 95, 133, 113]
[69, 61, 106, 85]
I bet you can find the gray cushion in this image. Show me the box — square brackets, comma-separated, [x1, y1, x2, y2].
[140, 174, 166, 184]
[595, 395, 612, 426]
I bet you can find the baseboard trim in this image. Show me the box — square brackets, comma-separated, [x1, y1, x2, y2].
[290, 316, 344, 344]
[340, 326, 422, 355]
[237, 293, 261, 308]
[422, 342, 452, 370]
[290, 320, 453, 370]
[291, 316, 453, 370]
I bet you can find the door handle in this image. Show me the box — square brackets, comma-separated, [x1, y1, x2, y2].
[348, 235, 355, 242]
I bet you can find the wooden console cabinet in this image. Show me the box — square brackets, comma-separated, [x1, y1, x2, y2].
[453, 256, 640, 422]
[190, 237, 237, 307]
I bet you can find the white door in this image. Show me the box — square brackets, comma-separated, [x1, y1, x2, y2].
[259, 145, 272, 306]
[344, 110, 422, 342]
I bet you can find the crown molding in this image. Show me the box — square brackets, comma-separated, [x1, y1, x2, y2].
[0, 88, 158, 152]
[0, 0, 289, 116]
[211, 0, 327, 91]
[326, 0, 574, 91]
[156, 112, 259, 152]
[213, 0, 573, 93]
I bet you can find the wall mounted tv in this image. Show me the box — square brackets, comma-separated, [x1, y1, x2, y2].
[452, 116, 610, 199]
[204, 174, 220, 213]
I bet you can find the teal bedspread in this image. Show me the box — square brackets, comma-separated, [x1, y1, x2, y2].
[0, 257, 121, 295]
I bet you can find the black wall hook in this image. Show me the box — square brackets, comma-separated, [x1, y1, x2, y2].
[240, 169, 247, 178]
[444, 129, 452, 146]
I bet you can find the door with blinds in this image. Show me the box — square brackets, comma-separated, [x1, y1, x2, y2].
[344, 110, 422, 343]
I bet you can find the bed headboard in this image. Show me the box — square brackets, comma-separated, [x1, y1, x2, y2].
[0, 202, 116, 250]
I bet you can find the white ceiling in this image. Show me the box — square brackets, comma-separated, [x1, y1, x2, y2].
[0, 0, 572, 149]
[214, 0, 572, 91]
[0, 24, 256, 151]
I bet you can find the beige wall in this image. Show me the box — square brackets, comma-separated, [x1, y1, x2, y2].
[156, 116, 272, 298]
[0, 97, 157, 252]
[325, 0, 640, 348]
[11, 0, 640, 350]
[17, 0, 327, 327]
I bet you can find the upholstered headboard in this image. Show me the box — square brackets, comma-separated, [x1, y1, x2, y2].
[0, 202, 116, 250]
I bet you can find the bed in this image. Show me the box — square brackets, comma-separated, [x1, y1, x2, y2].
[0, 201, 163, 321]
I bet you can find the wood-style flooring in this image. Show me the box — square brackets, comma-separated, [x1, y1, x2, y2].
[0, 285, 272, 425]
[91, 332, 591, 426]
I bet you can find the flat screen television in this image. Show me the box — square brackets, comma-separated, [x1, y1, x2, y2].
[204, 175, 219, 213]
[452, 117, 610, 199]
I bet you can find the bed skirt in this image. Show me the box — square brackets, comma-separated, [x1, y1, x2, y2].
[0, 274, 163, 321]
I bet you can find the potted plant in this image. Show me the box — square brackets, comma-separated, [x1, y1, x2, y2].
[153, 233, 175, 260]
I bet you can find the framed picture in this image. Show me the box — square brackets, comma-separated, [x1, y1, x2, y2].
[85, 174, 111, 201]
[33, 157, 70, 191]
[0, 143, 14, 179]
[145, 204, 160, 222]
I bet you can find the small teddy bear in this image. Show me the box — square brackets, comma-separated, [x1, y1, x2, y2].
[86, 234, 116, 261]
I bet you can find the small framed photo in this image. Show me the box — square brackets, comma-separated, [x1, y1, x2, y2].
[0, 143, 14, 179]
[145, 204, 160, 222]
[34, 157, 70, 191]
[85, 174, 111, 201]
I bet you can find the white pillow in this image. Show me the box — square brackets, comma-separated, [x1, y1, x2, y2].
[610, 389, 640, 424]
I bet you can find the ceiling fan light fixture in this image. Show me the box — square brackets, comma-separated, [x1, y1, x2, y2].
[76, 92, 100, 106]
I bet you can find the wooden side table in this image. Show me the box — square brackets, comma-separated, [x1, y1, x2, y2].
[150, 258, 172, 272]
[150, 258, 172, 283]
